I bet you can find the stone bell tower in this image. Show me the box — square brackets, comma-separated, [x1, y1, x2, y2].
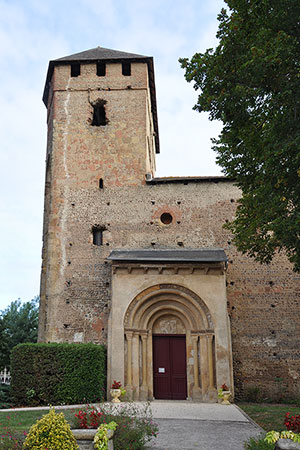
[38, 47, 160, 343]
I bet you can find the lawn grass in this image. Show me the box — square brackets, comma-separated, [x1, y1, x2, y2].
[0, 403, 159, 450]
[0, 408, 77, 433]
[238, 403, 300, 431]
[1, 402, 300, 436]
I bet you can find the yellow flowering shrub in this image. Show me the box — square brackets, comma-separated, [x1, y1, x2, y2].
[23, 408, 78, 449]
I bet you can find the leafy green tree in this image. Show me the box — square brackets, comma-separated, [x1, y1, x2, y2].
[0, 297, 39, 369]
[180, 0, 300, 271]
[0, 318, 9, 371]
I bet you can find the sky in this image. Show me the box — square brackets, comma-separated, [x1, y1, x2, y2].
[0, 0, 226, 311]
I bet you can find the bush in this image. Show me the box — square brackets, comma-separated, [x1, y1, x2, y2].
[73, 403, 158, 450]
[244, 435, 274, 450]
[0, 384, 11, 408]
[94, 422, 118, 450]
[10, 343, 106, 406]
[23, 408, 78, 449]
[285, 412, 300, 433]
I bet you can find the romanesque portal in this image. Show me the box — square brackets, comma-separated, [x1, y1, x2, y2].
[107, 250, 233, 402]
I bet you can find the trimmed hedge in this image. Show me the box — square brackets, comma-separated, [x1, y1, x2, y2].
[11, 343, 106, 406]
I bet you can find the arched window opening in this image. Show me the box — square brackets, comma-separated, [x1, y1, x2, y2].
[92, 99, 108, 126]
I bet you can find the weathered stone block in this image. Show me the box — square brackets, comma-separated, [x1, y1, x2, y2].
[275, 439, 300, 449]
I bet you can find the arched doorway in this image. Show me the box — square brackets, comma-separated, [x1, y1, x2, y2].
[123, 284, 216, 401]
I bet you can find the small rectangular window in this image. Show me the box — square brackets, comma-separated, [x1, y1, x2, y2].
[93, 228, 103, 246]
[97, 62, 106, 76]
[71, 63, 80, 77]
[122, 62, 131, 76]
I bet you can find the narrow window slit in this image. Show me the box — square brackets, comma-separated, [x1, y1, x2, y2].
[92, 226, 105, 246]
[99, 178, 104, 189]
[71, 63, 80, 77]
[97, 62, 106, 76]
[122, 62, 131, 76]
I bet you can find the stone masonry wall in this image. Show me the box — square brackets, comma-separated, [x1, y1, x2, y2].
[41, 177, 300, 399]
[39, 59, 300, 400]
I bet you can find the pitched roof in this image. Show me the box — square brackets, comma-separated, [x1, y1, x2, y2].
[55, 46, 150, 62]
[42, 46, 160, 153]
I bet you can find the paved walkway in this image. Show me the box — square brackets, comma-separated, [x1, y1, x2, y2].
[0, 401, 262, 449]
[147, 401, 263, 450]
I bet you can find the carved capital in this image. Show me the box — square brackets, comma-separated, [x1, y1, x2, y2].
[140, 331, 148, 341]
[125, 331, 134, 341]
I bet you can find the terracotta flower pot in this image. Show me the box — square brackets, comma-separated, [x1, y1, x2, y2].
[110, 388, 121, 403]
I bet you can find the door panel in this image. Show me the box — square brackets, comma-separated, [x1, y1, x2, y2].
[170, 336, 187, 400]
[153, 335, 187, 400]
[153, 335, 171, 399]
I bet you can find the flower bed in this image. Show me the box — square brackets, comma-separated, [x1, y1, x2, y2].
[73, 403, 158, 450]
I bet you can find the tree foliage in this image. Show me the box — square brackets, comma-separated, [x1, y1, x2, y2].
[180, 0, 300, 271]
[0, 297, 39, 369]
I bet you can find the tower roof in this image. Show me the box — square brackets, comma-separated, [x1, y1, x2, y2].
[43, 46, 160, 153]
[55, 46, 150, 62]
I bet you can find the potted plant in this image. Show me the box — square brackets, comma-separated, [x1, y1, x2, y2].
[218, 383, 231, 405]
[110, 380, 125, 403]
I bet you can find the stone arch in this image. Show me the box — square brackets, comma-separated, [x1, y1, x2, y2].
[124, 283, 214, 332]
[123, 284, 216, 401]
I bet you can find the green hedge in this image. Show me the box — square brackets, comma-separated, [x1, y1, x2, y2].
[10, 343, 106, 406]
[0, 384, 11, 408]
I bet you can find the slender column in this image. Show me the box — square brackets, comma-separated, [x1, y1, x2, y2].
[125, 331, 133, 400]
[132, 333, 140, 400]
[207, 335, 214, 389]
[140, 331, 148, 400]
[199, 334, 208, 398]
[192, 335, 200, 389]
[141, 333, 148, 386]
[207, 334, 217, 401]
[191, 334, 201, 400]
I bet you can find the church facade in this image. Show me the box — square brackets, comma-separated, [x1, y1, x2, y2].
[38, 47, 300, 402]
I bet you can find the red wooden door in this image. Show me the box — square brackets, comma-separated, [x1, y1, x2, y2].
[153, 335, 187, 400]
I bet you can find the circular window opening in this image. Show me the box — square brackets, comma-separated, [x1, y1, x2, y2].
[160, 212, 173, 225]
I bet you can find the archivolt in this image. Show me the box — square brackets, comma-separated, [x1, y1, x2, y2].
[124, 284, 214, 332]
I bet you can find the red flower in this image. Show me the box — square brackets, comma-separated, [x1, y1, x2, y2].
[111, 380, 122, 389]
[221, 383, 229, 391]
